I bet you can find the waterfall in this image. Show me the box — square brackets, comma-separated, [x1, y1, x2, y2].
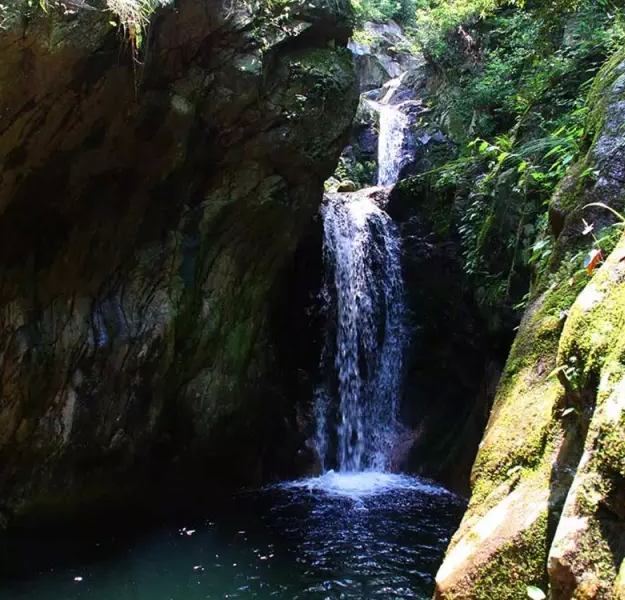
[377, 104, 408, 187]
[315, 192, 405, 472]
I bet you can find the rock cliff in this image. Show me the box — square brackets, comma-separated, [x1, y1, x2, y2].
[0, 0, 358, 523]
[435, 51, 625, 600]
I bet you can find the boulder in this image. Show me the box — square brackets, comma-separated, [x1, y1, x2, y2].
[337, 180, 357, 192]
[348, 20, 421, 91]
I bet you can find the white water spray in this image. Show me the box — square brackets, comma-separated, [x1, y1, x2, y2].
[315, 192, 405, 472]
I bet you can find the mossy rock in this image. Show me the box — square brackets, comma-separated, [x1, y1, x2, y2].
[547, 238, 625, 600]
[435, 53, 625, 600]
[337, 179, 357, 192]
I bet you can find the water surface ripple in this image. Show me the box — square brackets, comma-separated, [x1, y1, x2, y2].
[0, 473, 464, 600]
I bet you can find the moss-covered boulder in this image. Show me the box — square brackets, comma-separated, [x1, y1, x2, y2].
[434, 52, 625, 600]
[0, 0, 358, 523]
[548, 238, 625, 598]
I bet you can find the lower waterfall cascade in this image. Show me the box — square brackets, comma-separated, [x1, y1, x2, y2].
[314, 191, 406, 473]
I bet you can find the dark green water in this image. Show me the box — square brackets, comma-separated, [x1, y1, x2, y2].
[0, 473, 464, 600]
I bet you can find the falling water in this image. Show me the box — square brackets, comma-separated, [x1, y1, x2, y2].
[316, 192, 405, 472]
[377, 104, 408, 186]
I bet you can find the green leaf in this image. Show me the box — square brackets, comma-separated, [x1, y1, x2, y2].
[545, 145, 563, 158]
[527, 585, 546, 600]
[547, 365, 566, 380]
[579, 167, 596, 181]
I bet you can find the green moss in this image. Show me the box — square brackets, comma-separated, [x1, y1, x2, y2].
[615, 560, 625, 599]
[596, 414, 625, 477]
[468, 266, 590, 507]
[575, 519, 620, 596]
[542, 240, 625, 594]
[472, 510, 550, 600]
[549, 160, 590, 215]
[558, 239, 625, 392]
[351, 28, 377, 46]
[586, 48, 625, 143]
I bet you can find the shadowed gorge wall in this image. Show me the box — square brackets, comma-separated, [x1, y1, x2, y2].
[0, 0, 358, 523]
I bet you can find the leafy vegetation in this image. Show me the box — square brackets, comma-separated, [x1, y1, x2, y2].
[350, 0, 416, 26]
[408, 0, 625, 320]
[343, 0, 625, 321]
[107, 0, 169, 51]
[334, 155, 377, 188]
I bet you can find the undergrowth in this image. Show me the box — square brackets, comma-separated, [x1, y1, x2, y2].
[408, 0, 625, 322]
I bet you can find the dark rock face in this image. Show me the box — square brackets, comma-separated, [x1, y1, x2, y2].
[387, 179, 507, 495]
[394, 99, 450, 182]
[0, 0, 358, 522]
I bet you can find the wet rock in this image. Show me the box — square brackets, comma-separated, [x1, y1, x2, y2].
[379, 64, 429, 106]
[387, 176, 501, 495]
[348, 20, 421, 91]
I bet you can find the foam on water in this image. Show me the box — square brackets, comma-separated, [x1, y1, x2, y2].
[281, 471, 457, 500]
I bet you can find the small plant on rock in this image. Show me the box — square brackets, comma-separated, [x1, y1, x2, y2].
[108, 0, 170, 52]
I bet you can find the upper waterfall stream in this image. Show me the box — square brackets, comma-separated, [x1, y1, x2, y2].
[377, 104, 408, 186]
